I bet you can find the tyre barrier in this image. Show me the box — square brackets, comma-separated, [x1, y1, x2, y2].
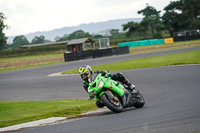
[119, 35, 200, 48]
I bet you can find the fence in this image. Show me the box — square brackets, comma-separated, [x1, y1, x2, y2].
[173, 30, 200, 42]
[173, 35, 200, 42]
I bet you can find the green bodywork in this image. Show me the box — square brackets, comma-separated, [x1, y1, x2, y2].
[88, 73, 125, 100]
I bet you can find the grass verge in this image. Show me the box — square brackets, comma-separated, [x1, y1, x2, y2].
[0, 99, 97, 128]
[0, 40, 200, 73]
[62, 50, 200, 74]
[0, 61, 63, 72]
[0, 51, 65, 72]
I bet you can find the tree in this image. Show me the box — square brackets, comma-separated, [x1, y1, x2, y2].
[68, 30, 92, 40]
[162, 0, 184, 36]
[93, 34, 104, 39]
[182, 0, 200, 29]
[138, 4, 163, 37]
[56, 34, 68, 42]
[0, 12, 8, 50]
[110, 29, 119, 38]
[56, 30, 92, 42]
[110, 29, 125, 38]
[138, 4, 161, 17]
[122, 21, 140, 37]
[31, 35, 45, 44]
[12, 35, 29, 48]
[162, 0, 200, 36]
[138, 18, 149, 39]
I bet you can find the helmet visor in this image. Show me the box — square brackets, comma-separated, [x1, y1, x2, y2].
[81, 73, 88, 80]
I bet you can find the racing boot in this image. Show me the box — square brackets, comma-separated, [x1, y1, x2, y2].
[115, 72, 138, 93]
[127, 82, 138, 93]
[124, 80, 138, 94]
[127, 82, 136, 90]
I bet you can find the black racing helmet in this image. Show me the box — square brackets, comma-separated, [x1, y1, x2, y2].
[79, 65, 92, 81]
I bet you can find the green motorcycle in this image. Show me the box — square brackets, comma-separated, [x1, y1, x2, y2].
[88, 73, 145, 113]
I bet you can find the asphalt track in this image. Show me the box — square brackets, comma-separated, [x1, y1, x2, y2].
[0, 47, 200, 101]
[0, 47, 200, 133]
[15, 65, 200, 133]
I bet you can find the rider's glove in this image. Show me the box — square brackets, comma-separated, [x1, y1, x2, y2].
[104, 70, 111, 78]
[105, 70, 110, 73]
[105, 73, 112, 78]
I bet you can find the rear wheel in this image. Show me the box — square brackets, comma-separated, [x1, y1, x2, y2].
[133, 93, 145, 108]
[100, 93, 123, 113]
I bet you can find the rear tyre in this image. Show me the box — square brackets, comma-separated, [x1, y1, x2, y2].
[133, 93, 145, 108]
[100, 93, 123, 113]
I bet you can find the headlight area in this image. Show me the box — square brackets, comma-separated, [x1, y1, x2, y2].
[97, 79, 104, 89]
[89, 90, 96, 96]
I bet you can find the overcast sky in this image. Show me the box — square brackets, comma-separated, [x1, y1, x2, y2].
[1, 0, 174, 36]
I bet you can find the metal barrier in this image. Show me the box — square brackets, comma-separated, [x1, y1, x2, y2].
[173, 35, 200, 42]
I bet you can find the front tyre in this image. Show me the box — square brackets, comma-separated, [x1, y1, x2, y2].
[96, 100, 105, 108]
[100, 93, 123, 113]
[133, 93, 145, 108]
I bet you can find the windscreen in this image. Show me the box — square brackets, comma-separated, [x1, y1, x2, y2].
[88, 73, 98, 83]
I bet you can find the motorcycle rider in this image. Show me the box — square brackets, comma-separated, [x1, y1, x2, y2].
[79, 65, 137, 108]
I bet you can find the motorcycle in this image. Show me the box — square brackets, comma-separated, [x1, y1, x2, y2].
[88, 72, 145, 113]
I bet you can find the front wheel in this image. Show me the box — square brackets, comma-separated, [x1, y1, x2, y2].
[133, 93, 145, 108]
[100, 93, 123, 113]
